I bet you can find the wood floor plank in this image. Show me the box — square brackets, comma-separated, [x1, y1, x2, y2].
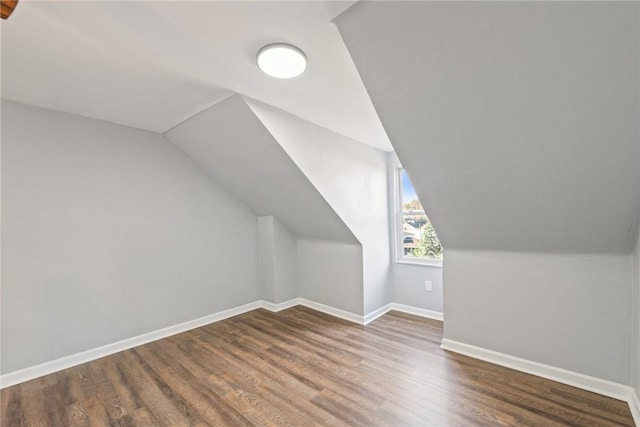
[86, 361, 130, 424]
[135, 341, 252, 426]
[1, 385, 23, 426]
[19, 381, 49, 426]
[41, 383, 67, 426]
[1, 306, 634, 426]
[187, 334, 349, 427]
[113, 350, 193, 427]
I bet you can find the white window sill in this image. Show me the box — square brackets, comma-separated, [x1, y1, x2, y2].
[396, 259, 443, 268]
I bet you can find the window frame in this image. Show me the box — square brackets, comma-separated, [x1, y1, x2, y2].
[394, 167, 443, 267]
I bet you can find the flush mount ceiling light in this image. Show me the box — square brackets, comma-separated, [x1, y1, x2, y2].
[257, 43, 307, 79]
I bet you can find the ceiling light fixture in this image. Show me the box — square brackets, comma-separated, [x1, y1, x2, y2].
[257, 43, 307, 79]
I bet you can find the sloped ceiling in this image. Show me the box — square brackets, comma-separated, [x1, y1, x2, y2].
[246, 97, 387, 243]
[1, 1, 391, 151]
[165, 94, 358, 244]
[336, 2, 639, 254]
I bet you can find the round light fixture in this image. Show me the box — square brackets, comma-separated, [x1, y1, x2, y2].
[257, 43, 307, 79]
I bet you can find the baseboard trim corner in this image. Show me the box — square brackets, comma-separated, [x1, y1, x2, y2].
[260, 298, 300, 312]
[390, 303, 443, 321]
[441, 338, 639, 420]
[0, 300, 262, 389]
[363, 304, 393, 325]
[628, 388, 640, 427]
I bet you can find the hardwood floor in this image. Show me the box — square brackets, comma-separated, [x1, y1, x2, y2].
[1, 306, 634, 426]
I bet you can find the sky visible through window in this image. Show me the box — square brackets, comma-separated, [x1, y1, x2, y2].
[401, 169, 418, 206]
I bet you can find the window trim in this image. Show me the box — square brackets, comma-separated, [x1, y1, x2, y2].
[394, 166, 443, 267]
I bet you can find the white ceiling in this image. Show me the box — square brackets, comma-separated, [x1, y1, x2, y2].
[1, 1, 392, 151]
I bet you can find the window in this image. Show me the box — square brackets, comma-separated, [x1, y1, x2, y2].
[396, 168, 443, 265]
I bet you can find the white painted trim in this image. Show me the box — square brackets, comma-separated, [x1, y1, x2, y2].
[391, 303, 443, 321]
[441, 338, 640, 423]
[363, 304, 393, 325]
[260, 298, 300, 312]
[298, 300, 445, 326]
[395, 259, 443, 268]
[393, 166, 443, 266]
[0, 301, 262, 389]
[628, 389, 640, 427]
[440, 338, 628, 399]
[298, 298, 364, 324]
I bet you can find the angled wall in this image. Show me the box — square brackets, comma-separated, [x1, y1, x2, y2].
[1, 100, 259, 374]
[165, 95, 357, 244]
[337, 1, 639, 384]
[165, 95, 364, 314]
[247, 98, 391, 314]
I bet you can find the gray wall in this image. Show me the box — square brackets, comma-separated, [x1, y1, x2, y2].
[297, 239, 363, 315]
[634, 228, 640, 395]
[1, 100, 260, 373]
[258, 215, 298, 304]
[272, 218, 298, 303]
[444, 250, 633, 384]
[392, 264, 443, 313]
[633, 4, 640, 399]
[258, 216, 276, 303]
[248, 99, 391, 315]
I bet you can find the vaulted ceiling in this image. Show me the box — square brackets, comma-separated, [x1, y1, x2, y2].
[2, 1, 638, 256]
[1, 1, 391, 150]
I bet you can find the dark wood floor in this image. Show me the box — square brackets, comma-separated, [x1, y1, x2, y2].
[1, 306, 634, 426]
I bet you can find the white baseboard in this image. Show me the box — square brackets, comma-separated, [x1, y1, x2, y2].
[296, 300, 444, 326]
[441, 338, 640, 425]
[289, 299, 444, 326]
[0, 299, 445, 390]
[628, 389, 640, 427]
[260, 298, 300, 312]
[361, 303, 444, 325]
[0, 298, 367, 389]
[0, 297, 442, 389]
[0, 300, 262, 389]
[298, 298, 364, 324]
[390, 303, 443, 321]
[363, 303, 393, 324]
